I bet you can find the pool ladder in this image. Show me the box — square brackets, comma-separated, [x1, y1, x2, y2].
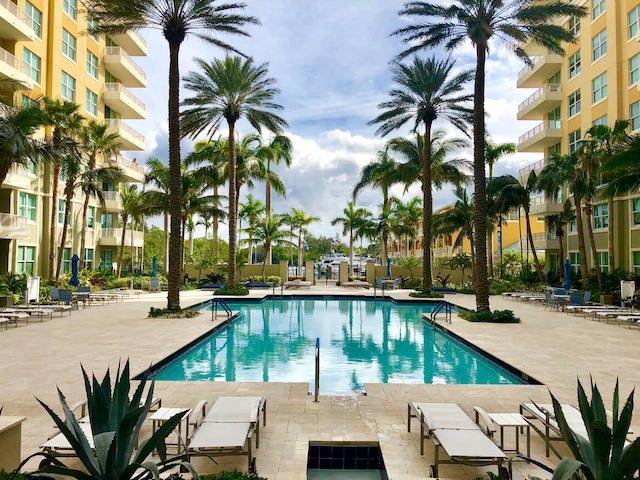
[211, 298, 233, 322]
[430, 301, 452, 326]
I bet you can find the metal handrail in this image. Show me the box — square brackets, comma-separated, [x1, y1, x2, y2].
[211, 298, 232, 321]
[430, 301, 452, 325]
[314, 337, 320, 403]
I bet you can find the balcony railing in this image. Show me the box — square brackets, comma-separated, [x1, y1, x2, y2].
[101, 228, 144, 243]
[0, 212, 27, 229]
[106, 119, 145, 143]
[103, 191, 120, 202]
[105, 154, 145, 175]
[0, 46, 30, 76]
[104, 47, 146, 81]
[518, 120, 561, 144]
[0, 0, 32, 28]
[9, 164, 29, 176]
[518, 84, 561, 111]
[128, 30, 147, 49]
[519, 158, 545, 178]
[104, 83, 146, 111]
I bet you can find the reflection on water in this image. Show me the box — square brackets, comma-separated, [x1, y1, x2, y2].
[154, 299, 522, 394]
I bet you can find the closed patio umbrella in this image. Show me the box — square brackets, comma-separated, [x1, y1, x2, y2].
[562, 258, 572, 290]
[151, 255, 157, 278]
[386, 258, 392, 278]
[69, 254, 80, 287]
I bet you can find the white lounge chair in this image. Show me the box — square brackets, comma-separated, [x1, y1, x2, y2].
[283, 280, 311, 289]
[407, 402, 507, 478]
[520, 403, 586, 457]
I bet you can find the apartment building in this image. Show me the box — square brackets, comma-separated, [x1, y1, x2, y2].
[516, 0, 640, 277]
[0, 0, 147, 277]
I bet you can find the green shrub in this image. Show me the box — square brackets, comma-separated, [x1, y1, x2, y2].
[148, 307, 201, 318]
[216, 285, 249, 296]
[199, 471, 268, 480]
[456, 288, 476, 294]
[459, 309, 520, 323]
[409, 291, 444, 299]
[203, 271, 227, 284]
[0, 471, 45, 480]
[403, 277, 423, 289]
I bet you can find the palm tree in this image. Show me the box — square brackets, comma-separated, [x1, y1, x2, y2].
[371, 202, 415, 270]
[79, 121, 121, 269]
[42, 98, 84, 279]
[288, 208, 320, 273]
[249, 214, 291, 279]
[85, 0, 258, 310]
[546, 200, 575, 284]
[489, 173, 544, 281]
[56, 151, 84, 278]
[391, 196, 422, 258]
[369, 56, 472, 292]
[331, 202, 365, 276]
[144, 158, 171, 273]
[117, 184, 142, 277]
[181, 56, 288, 287]
[260, 135, 292, 219]
[394, 0, 587, 311]
[485, 139, 516, 275]
[239, 194, 265, 264]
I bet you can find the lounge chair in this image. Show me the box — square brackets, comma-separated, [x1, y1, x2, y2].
[543, 289, 562, 310]
[407, 402, 507, 478]
[284, 280, 311, 289]
[58, 289, 76, 309]
[392, 278, 401, 289]
[343, 280, 371, 289]
[520, 403, 586, 457]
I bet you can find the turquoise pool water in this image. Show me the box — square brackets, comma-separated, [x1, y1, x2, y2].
[153, 298, 523, 394]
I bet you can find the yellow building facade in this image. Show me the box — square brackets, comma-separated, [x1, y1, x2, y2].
[0, 0, 147, 277]
[517, 0, 640, 277]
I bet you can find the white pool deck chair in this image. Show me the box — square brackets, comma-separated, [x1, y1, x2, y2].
[407, 402, 507, 478]
[520, 403, 586, 457]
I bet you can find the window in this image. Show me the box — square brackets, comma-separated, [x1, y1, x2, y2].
[105, 71, 117, 83]
[548, 106, 561, 129]
[598, 251, 609, 273]
[101, 212, 114, 228]
[592, 0, 605, 19]
[630, 5, 640, 39]
[23, 48, 40, 83]
[85, 89, 97, 117]
[16, 246, 35, 275]
[633, 198, 640, 225]
[594, 115, 608, 126]
[569, 90, 581, 117]
[569, 17, 580, 36]
[86, 51, 98, 78]
[569, 252, 580, 274]
[631, 54, 640, 85]
[61, 71, 75, 101]
[592, 72, 607, 103]
[100, 250, 112, 270]
[88, 206, 95, 228]
[631, 101, 640, 131]
[594, 203, 608, 229]
[24, 2, 42, 38]
[592, 29, 607, 61]
[61, 248, 71, 274]
[85, 248, 94, 270]
[549, 143, 561, 156]
[87, 15, 98, 41]
[634, 251, 640, 276]
[62, 29, 76, 61]
[18, 192, 36, 221]
[569, 129, 581, 153]
[63, 0, 76, 20]
[58, 199, 65, 224]
[570, 218, 577, 233]
[569, 51, 581, 79]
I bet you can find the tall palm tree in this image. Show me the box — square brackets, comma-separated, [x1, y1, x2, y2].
[288, 208, 320, 273]
[371, 202, 415, 269]
[117, 184, 142, 278]
[394, 0, 587, 311]
[42, 98, 84, 279]
[485, 139, 516, 275]
[489, 172, 544, 281]
[369, 56, 472, 292]
[249, 214, 291, 279]
[546, 200, 575, 284]
[239, 194, 265, 264]
[56, 151, 84, 278]
[260, 134, 292, 219]
[86, 0, 258, 310]
[79, 121, 121, 269]
[144, 158, 171, 273]
[181, 56, 288, 287]
[391, 196, 422, 257]
[331, 201, 366, 276]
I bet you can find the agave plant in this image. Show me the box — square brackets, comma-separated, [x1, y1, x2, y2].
[28, 360, 191, 480]
[551, 379, 640, 480]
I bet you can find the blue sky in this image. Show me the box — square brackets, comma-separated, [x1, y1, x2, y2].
[128, 1, 540, 241]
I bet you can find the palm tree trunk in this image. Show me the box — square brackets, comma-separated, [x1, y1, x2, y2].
[266, 163, 272, 219]
[558, 229, 565, 283]
[488, 164, 494, 276]
[213, 185, 219, 258]
[227, 121, 238, 288]
[422, 125, 433, 292]
[349, 228, 354, 277]
[163, 213, 169, 274]
[118, 214, 128, 277]
[525, 207, 544, 281]
[80, 193, 90, 270]
[469, 235, 476, 287]
[298, 232, 303, 273]
[49, 161, 60, 278]
[473, 44, 490, 312]
[584, 202, 603, 288]
[189, 227, 194, 255]
[263, 239, 271, 280]
[56, 183, 75, 279]
[575, 197, 590, 286]
[167, 41, 182, 310]
[608, 197, 615, 271]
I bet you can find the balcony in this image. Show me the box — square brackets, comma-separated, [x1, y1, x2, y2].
[517, 84, 562, 121]
[529, 194, 564, 216]
[103, 190, 120, 210]
[0, 212, 28, 239]
[103, 47, 147, 88]
[0, 0, 36, 41]
[522, 232, 559, 251]
[103, 83, 146, 119]
[518, 159, 545, 183]
[2, 164, 33, 189]
[99, 228, 144, 247]
[106, 119, 145, 152]
[0, 46, 34, 89]
[518, 121, 562, 153]
[517, 52, 563, 88]
[103, 154, 145, 183]
[110, 30, 147, 56]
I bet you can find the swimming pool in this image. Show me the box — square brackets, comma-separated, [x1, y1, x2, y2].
[151, 298, 525, 394]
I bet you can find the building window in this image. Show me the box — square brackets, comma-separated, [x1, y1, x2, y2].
[634, 251, 640, 276]
[598, 252, 609, 273]
[569, 129, 581, 154]
[85, 89, 98, 117]
[568, 51, 581, 79]
[100, 250, 112, 270]
[592, 0, 605, 19]
[18, 192, 36, 221]
[86, 51, 98, 79]
[58, 199, 65, 224]
[594, 203, 608, 229]
[569, 90, 581, 117]
[593, 115, 608, 126]
[23, 48, 40, 83]
[24, 2, 42, 38]
[101, 212, 114, 229]
[548, 106, 561, 129]
[630, 5, 640, 39]
[87, 15, 98, 42]
[61, 71, 75, 101]
[63, 0, 76, 20]
[569, 252, 580, 274]
[633, 198, 640, 225]
[88, 206, 95, 228]
[85, 248, 94, 270]
[631, 54, 640, 86]
[549, 143, 561, 157]
[105, 71, 117, 83]
[592, 72, 607, 103]
[62, 248, 71, 274]
[17, 246, 35, 275]
[62, 29, 76, 61]
[631, 101, 640, 131]
[592, 29, 607, 62]
[569, 17, 580, 36]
